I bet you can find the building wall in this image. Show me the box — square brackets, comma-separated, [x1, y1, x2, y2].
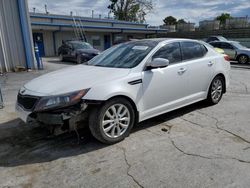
[30, 14, 148, 29]
[0, 0, 35, 72]
[32, 29, 149, 56]
[30, 13, 167, 57]
[199, 20, 220, 31]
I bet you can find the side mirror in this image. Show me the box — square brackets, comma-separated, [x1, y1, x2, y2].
[147, 58, 170, 69]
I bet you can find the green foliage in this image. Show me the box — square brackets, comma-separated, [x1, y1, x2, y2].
[177, 19, 187, 24]
[163, 16, 177, 25]
[216, 13, 232, 24]
[163, 16, 187, 25]
[108, 0, 153, 23]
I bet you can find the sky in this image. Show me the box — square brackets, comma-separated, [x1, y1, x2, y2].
[28, 0, 250, 26]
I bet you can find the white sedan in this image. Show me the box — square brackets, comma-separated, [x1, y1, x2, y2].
[16, 38, 230, 144]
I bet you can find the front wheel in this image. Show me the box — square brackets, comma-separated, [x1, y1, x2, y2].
[206, 76, 224, 105]
[89, 98, 135, 144]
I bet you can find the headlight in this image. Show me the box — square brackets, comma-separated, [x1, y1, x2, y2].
[34, 89, 89, 112]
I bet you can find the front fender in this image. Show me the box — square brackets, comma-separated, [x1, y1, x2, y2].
[83, 73, 144, 111]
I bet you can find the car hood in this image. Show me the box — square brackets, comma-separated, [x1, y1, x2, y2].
[24, 65, 131, 96]
[76, 48, 99, 54]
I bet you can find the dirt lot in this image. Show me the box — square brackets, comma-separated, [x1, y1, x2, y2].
[0, 58, 250, 188]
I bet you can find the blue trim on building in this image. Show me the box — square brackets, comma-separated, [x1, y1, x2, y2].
[30, 13, 148, 26]
[31, 22, 167, 33]
[17, 0, 33, 69]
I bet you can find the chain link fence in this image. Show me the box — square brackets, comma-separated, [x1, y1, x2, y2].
[0, 83, 3, 109]
[225, 17, 250, 29]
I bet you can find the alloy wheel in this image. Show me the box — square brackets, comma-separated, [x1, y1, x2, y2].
[239, 55, 248, 64]
[101, 104, 130, 138]
[211, 78, 223, 103]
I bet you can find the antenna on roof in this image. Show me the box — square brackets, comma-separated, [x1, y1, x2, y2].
[99, 14, 101, 19]
[44, 4, 49, 14]
[92, 10, 94, 18]
[70, 11, 73, 16]
[33, 7, 36, 13]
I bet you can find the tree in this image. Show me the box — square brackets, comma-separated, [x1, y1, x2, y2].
[163, 16, 177, 25]
[108, 0, 153, 23]
[177, 19, 187, 24]
[216, 13, 232, 24]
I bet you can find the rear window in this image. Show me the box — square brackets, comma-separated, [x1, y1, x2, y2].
[181, 42, 207, 61]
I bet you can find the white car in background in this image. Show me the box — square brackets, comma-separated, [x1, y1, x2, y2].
[16, 38, 230, 144]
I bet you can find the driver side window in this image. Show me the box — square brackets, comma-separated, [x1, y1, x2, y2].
[152, 42, 182, 64]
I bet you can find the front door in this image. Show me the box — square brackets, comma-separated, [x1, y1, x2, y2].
[141, 42, 189, 119]
[33, 33, 45, 57]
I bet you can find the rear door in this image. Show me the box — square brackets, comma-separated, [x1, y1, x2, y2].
[180, 41, 214, 101]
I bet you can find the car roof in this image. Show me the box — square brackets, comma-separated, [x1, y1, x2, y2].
[132, 38, 201, 43]
[209, 36, 224, 38]
[210, 40, 238, 44]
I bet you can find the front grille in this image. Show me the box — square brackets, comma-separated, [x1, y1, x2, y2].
[17, 94, 40, 110]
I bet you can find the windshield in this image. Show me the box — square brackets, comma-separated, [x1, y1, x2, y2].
[87, 41, 158, 68]
[71, 42, 93, 50]
[231, 42, 247, 49]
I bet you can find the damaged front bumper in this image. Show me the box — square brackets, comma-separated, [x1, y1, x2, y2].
[16, 100, 102, 134]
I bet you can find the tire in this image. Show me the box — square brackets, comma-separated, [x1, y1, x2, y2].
[237, 55, 249, 64]
[59, 54, 64, 62]
[89, 97, 135, 144]
[206, 76, 224, 105]
[77, 55, 82, 64]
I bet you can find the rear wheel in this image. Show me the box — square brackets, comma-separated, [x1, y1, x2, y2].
[206, 76, 224, 105]
[59, 54, 64, 62]
[89, 97, 135, 144]
[237, 55, 249, 64]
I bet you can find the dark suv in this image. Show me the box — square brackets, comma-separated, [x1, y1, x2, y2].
[58, 41, 100, 64]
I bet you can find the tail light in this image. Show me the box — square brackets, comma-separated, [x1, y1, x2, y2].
[224, 55, 230, 62]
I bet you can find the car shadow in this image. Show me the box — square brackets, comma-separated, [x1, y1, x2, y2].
[0, 101, 209, 167]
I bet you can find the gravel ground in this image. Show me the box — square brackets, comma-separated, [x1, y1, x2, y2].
[0, 58, 250, 188]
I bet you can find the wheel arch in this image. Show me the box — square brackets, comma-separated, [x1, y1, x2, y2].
[106, 95, 139, 123]
[214, 73, 226, 93]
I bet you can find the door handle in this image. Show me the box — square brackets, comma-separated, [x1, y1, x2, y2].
[208, 61, 214, 66]
[178, 68, 187, 75]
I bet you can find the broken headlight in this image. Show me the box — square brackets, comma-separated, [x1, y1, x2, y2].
[34, 89, 89, 112]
